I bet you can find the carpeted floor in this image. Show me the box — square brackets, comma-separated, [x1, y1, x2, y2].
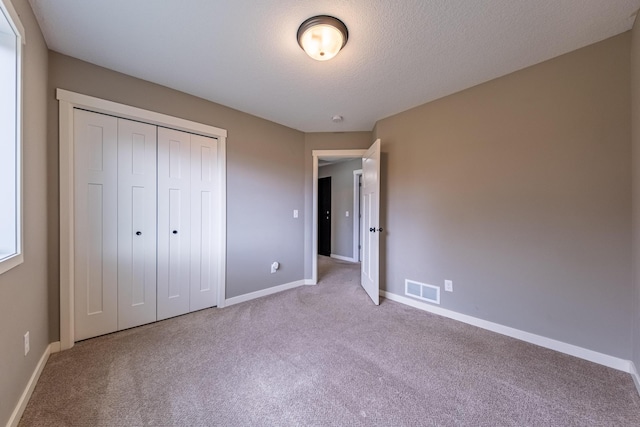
[20, 256, 640, 426]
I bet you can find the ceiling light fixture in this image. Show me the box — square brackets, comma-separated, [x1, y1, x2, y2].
[297, 15, 348, 61]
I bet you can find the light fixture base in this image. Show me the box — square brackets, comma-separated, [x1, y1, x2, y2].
[297, 15, 349, 61]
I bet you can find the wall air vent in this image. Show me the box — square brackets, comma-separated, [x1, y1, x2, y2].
[405, 279, 440, 304]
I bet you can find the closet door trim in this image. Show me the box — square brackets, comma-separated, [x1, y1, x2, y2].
[58, 89, 227, 351]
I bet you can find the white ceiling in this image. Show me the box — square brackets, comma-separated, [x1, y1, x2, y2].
[29, 0, 640, 132]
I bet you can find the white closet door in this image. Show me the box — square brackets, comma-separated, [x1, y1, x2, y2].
[157, 127, 191, 320]
[190, 134, 219, 311]
[117, 119, 157, 330]
[74, 109, 118, 341]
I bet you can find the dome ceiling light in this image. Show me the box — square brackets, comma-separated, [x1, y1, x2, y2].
[297, 15, 349, 61]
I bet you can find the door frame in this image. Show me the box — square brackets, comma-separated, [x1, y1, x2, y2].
[57, 89, 227, 350]
[353, 169, 363, 263]
[311, 150, 366, 284]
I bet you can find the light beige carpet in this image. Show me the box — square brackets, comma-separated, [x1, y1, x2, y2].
[19, 256, 640, 426]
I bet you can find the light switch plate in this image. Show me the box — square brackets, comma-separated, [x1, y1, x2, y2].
[24, 331, 30, 356]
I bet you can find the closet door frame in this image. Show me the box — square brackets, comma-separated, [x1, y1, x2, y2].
[58, 89, 227, 351]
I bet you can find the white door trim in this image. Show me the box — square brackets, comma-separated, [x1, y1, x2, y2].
[353, 169, 362, 263]
[57, 89, 227, 350]
[311, 150, 366, 284]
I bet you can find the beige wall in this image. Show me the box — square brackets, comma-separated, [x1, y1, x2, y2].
[0, 0, 49, 424]
[47, 52, 306, 336]
[632, 17, 640, 370]
[374, 33, 632, 358]
[304, 132, 373, 277]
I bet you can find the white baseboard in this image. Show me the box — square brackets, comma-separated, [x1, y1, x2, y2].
[225, 280, 306, 306]
[330, 254, 357, 263]
[7, 341, 60, 427]
[631, 361, 640, 396]
[305, 279, 316, 285]
[381, 291, 631, 373]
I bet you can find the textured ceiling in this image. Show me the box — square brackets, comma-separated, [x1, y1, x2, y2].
[29, 0, 640, 132]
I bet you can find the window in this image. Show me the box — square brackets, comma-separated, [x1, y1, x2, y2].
[0, 0, 23, 274]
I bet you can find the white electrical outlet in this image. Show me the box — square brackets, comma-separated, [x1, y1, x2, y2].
[444, 280, 453, 292]
[346, 211, 349, 217]
[24, 331, 30, 356]
[293, 209, 299, 218]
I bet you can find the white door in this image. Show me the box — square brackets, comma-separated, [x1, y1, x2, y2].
[361, 139, 381, 305]
[189, 134, 219, 311]
[157, 127, 192, 320]
[74, 109, 118, 340]
[117, 119, 157, 330]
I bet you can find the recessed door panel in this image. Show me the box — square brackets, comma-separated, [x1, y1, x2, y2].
[117, 118, 157, 330]
[86, 183, 105, 314]
[190, 134, 219, 311]
[168, 188, 183, 298]
[198, 191, 212, 292]
[157, 127, 191, 320]
[74, 109, 118, 341]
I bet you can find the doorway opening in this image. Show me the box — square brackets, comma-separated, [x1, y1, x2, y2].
[316, 159, 363, 267]
[312, 150, 365, 284]
[311, 141, 380, 304]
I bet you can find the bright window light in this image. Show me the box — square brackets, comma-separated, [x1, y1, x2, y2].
[0, 0, 23, 274]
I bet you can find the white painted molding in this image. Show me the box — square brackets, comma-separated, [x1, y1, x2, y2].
[305, 279, 317, 285]
[631, 361, 640, 397]
[59, 99, 74, 351]
[0, 0, 26, 44]
[7, 342, 60, 427]
[225, 280, 306, 306]
[381, 291, 632, 373]
[312, 149, 367, 158]
[216, 136, 227, 309]
[0, 0, 25, 276]
[56, 89, 227, 138]
[49, 341, 61, 354]
[312, 155, 318, 285]
[353, 169, 362, 264]
[330, 254, 358, 263]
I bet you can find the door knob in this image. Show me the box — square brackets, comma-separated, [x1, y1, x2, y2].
[378, 227, 384, 232]
[370, 227, 375, 232]
[172, 230, 178, 234]
[135, 231, 142, 236]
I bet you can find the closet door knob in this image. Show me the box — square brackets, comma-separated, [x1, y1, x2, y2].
[369, 227, 375, 232]
[172, 230, 178, 234]
[136, 231, 142, 236]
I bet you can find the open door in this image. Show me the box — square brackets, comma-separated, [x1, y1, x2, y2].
[361, 139, 381, 305]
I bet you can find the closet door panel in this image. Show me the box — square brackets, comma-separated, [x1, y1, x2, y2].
[157, 127, 191, 320]
[190, 134, 219, 311]
[117, 119, 157, 330]
[74, 109, 118, 341]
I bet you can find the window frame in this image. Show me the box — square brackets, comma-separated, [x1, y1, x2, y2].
[0, 0, 25, 275]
